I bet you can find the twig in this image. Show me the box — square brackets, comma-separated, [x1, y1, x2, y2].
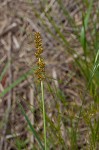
[0, 55, 7, 65]
[12, 35, 20, 50]
[0, 23, 18, 37]
[28, 77, 35, 149]
[6, 132, 25, 140]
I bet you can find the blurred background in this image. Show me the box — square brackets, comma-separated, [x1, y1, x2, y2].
[0, 0, 99, 150]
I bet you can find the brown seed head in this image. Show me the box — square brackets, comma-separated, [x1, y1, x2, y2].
[34, 32, 45, 81]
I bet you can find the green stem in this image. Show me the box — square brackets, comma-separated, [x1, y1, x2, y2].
[41, 81, 47, 150]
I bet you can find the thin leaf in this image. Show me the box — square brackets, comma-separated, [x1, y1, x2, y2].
[18, 101, 44, 150]
[0, 62, 9, 82]
[0, 68, 36, 98]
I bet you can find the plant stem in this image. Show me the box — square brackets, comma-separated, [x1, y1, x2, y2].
[41, 81, 47, 150]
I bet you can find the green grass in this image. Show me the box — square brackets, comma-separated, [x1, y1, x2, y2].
[41, 81, 47, 150]
[18, 100, 44, 150]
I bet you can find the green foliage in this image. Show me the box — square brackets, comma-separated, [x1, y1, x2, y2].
[15, 138, 27, 150]
[18, 101, 44, 150]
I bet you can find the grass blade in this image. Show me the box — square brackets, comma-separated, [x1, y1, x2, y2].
[0, 68, 35, 98]
[0, 62, 9, 82]
[18, 101, 44, 150]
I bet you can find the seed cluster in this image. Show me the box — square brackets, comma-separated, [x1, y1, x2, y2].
[34, 32, 45, 81]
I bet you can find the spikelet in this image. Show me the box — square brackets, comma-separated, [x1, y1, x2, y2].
[34, 32, 45, 81]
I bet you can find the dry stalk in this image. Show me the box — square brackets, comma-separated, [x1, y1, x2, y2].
[27, 77, 35, 149]
[0, 33, 12, 150]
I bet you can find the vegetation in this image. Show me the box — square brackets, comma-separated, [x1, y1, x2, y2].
[0, 0, 99, 149]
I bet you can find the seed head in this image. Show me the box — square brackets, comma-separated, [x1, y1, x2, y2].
[34, 32, 45, 81]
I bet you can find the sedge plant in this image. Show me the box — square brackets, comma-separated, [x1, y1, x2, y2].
[34, 32, 47, 150]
